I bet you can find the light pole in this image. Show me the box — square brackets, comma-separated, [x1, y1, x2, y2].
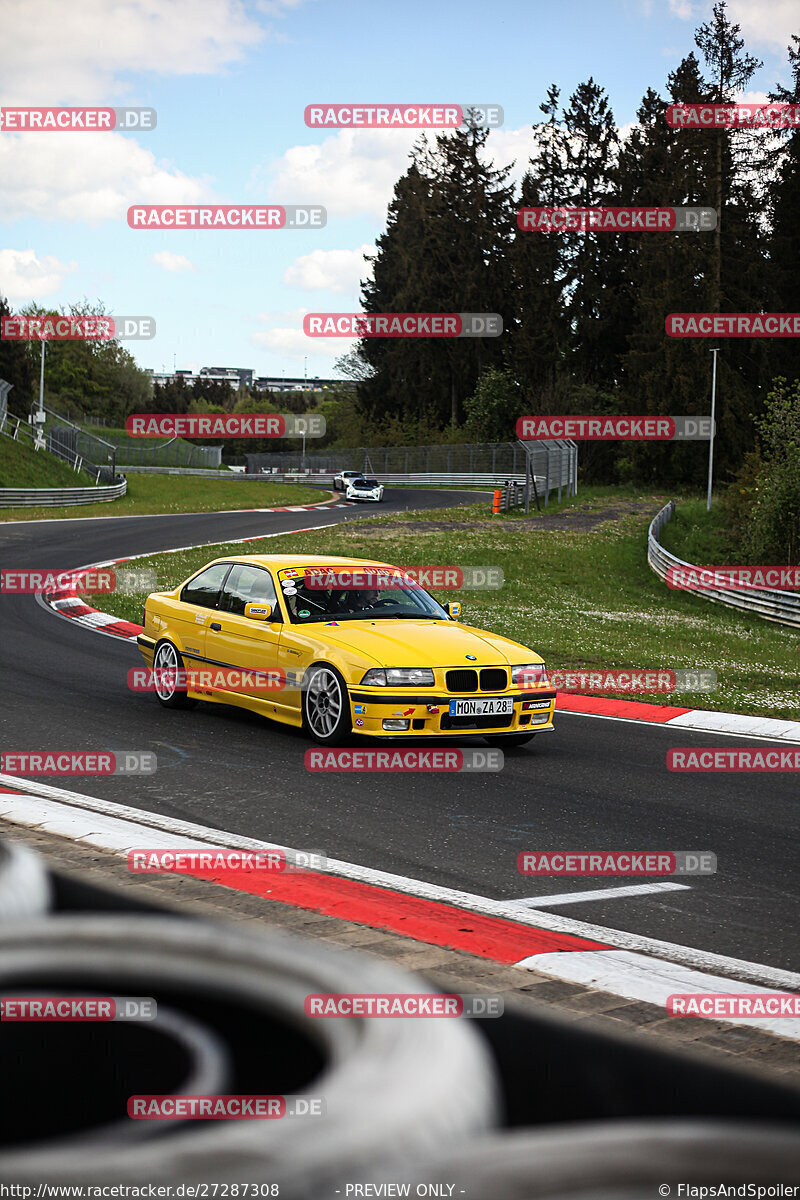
[38, 337, 46, 417]
[706, 348, 719, 512]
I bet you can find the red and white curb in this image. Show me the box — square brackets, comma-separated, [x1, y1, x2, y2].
[0, 492, 347, 525]
[556, 693, 800, 743]
[1, 776, 797, 1039]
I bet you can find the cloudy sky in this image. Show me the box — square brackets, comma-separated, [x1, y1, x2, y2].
[0, 0, 796, 378]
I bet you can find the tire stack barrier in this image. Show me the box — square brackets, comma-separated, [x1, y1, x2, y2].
[0, 911, 501, 1196]
[1, 840, 799, 1198]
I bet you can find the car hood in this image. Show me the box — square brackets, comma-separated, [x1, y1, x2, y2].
[305, 619, 541, 669]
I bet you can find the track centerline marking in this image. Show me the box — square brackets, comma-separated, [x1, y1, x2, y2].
[511, 882, 691, 907]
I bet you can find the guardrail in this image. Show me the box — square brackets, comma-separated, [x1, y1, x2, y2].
[277, 472, 528, 488]
[648, 501, 800, 629]
[0, 479, 127, 508]
[119, 465, 241, 477]
[492, 482, 526, 513]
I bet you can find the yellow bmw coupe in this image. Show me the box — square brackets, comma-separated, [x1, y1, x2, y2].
[137, 554, 555, 746]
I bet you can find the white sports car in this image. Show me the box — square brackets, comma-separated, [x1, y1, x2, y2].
[346, 476, 384, 502]
[333, 470, 362, 492]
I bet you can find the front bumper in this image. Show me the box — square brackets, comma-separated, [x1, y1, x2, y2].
[349, 690, 557, 737]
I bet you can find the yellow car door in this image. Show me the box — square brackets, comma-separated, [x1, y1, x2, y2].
[202, 563, 283, 706]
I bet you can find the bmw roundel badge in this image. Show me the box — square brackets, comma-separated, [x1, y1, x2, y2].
[465, 654, 477, 661]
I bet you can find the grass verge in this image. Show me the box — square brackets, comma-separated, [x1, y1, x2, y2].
[0, 436, 94, 488]
[0, 475, 331, 522]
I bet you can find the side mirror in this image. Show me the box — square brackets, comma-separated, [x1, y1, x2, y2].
[444, 601, 461, 619]
[244, 602, 273, 621]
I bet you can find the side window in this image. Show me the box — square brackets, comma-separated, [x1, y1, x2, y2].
[180, 563, 230, 609]
[219, 564, 279, 617]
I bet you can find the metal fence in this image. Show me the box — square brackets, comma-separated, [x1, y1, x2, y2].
[246, 439, 578, 505]
[49, 423, 221, 471]
[0, 406, 98, 478]
[648, 501, 800, 629]
[247, 441, 530, 476]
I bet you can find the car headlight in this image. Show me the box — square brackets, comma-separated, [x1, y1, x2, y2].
[361, 667, 435, 686]
[511, 663, 548, 688]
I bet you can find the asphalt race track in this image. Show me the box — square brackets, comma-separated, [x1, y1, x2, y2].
[1, 487, 797, 972]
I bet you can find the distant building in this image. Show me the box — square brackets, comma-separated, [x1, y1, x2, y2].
[252, 376, 340, 392]
[146, 369, 345, 391]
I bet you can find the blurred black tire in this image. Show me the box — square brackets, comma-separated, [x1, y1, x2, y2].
[0, 915, 501, 1195]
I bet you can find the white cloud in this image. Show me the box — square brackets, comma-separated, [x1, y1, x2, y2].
[665, 0, 797, 53]
[0, 248, 77, 300]
[729, 1, 799, 52]
[0, 133, 210, 224]
[283, 245, 375, 294]
[263, 129, 420, 219]
[151, 250, 195, 273]
[1, 0, 269, 105]
[251, 325, 343, 361]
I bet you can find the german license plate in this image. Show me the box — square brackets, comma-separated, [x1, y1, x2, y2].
[449, 697, 514, 717]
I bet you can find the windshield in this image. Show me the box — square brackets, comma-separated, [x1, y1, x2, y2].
[278, 566, 449, 624]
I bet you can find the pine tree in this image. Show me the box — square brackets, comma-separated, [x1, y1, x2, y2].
[510, 85, 570, 405]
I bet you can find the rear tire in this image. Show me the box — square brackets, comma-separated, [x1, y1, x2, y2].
[152, 639, 197, 710]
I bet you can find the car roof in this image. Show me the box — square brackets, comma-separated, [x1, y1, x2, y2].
[204, 553, 398, 570]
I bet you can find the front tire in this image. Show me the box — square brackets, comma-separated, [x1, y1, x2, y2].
[303, 663, 350, 745]
[152, 639, 197, 710]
